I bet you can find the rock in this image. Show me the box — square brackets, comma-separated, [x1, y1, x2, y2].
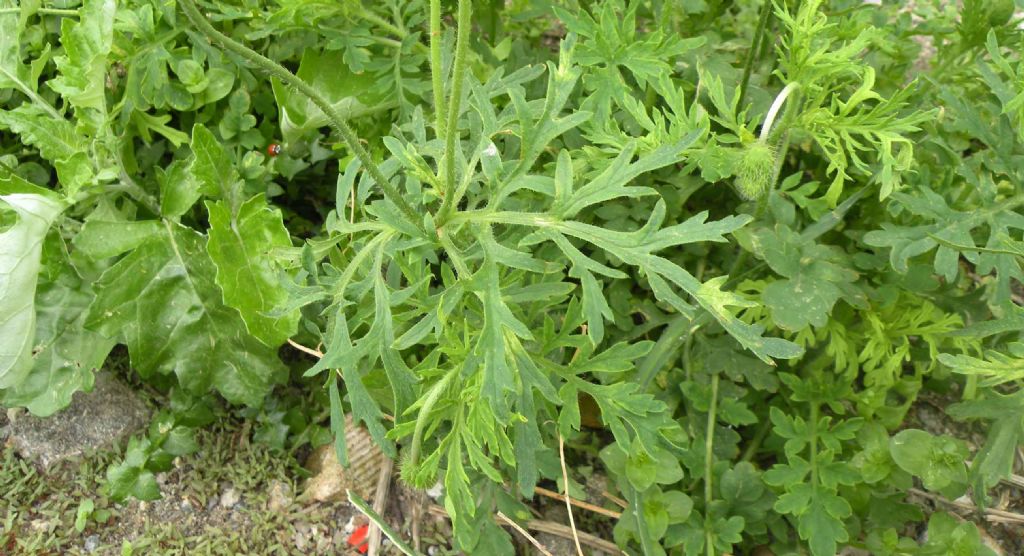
[219, 486, 241, 509]
[6, 373, 150, 471]
[293, 522, 311, 551]
[267, 480, 293, 512]
[83, 534, 100, 552]
[533, 533, 578, 556]
[301, 415, 384, 503]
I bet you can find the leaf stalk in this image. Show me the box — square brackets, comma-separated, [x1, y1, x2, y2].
[178, 0, 427, 236]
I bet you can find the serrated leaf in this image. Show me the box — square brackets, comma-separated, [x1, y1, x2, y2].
[949, 391, 1024, 493]
[752, 224, 861, 331]
[86, 221, 285, 406]
[188, 124, 243, 213]
[470, 251, 533, 419]
[49, 0, 115, 125]
[0, 192, 64, 389]
[206, 195, 298, 346]
[0, 104, 93, 194]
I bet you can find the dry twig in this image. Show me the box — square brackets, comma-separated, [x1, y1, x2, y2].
[497, 511, 556, 556]
[533, 486, 622, 519]
[426, 504, 622, 554]
[559, 433, 585, 556]
[287, 338, 325, 358]
[367, 457, 394, 556]
[909, 488, 1024, 525]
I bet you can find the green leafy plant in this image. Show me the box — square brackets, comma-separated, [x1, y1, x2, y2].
[2, 0, 1024, 554]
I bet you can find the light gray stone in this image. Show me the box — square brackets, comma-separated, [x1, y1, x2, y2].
[219, 486, 241, 509]
[6, 372, 150, 471]
[267, 479, 293, 512]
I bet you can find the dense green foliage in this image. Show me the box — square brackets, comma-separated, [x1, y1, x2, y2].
[1, 0, 1023, 554]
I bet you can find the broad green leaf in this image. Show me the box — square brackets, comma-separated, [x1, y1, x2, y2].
[188, 124, 243, 213]
[920, 512, 999, 556]
[49, 0, 116, 128]
[105, 437, 161, 501]
[270, 48, 391, 146]
[0, 0, 24, 91]
[0, 192, 64, 389]
[889, 429, 969, 493]
[0, 257, 114, 416]
[206, 195, 298, 346]
[158, 159, 195, 218]
[750, 225, 861, 331]
[86, 221, 285, 406]
[72, 219, 162, 260]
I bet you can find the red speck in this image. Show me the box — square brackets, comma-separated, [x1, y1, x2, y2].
[267, 143, 282, 157]
[347, 524, 370, 553]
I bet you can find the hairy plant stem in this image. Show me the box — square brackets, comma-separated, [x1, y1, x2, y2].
[704, 372, 720, 556]
[178, 0, 426, 236]
[737, 0, 774, 108]
[728, 84, 801, 278]
[438, 0, 472, 223]
[429, 0, 445, 137]
[406, 366, 459, 475]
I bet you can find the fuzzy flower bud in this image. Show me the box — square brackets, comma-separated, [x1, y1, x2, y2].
[735, 141, 777, 200]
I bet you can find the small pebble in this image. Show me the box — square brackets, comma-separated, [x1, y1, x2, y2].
[426, 481, 444, 500]
[267, 480, 293, 512]
[84, 534, 100, 552]
[219, 487, 241, 509]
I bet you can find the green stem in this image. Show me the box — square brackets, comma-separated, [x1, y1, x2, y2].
[429, 0, 445, 137]
[355, 10, 407, 39]
[628, 485, 655, 556]
[737, 0, 773, 108]
[726, 199, 767, 278]
[0, 7, 78, 15]
[178, 0, 426, 236]
[704, 372, 720, 556]
[440, 0, 472, 215]
[728, 84, 801, 278]
[740, 417, 772, 462]
[809, 401, 819, 488]
[406, 367, 459, 472]
[437, 228, 471, 278]
[636, 315, 703, 390]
